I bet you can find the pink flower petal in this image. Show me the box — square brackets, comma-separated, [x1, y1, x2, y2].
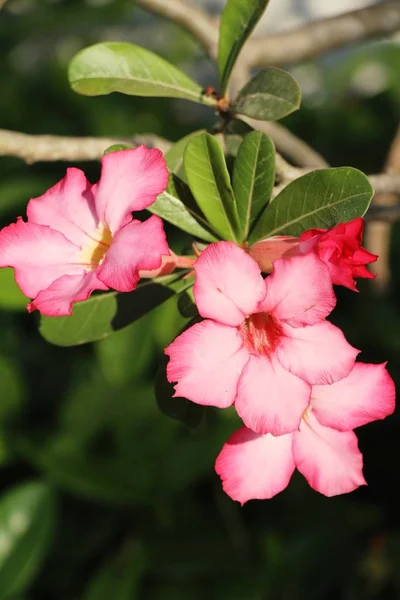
[96, 215, 169, 292]
[261, 254, 336, 327]
[277, 321, 359, 385]
[194, 242, 266, 327]
[165, 320, 249, 408]
[28, 271, 109, 316]
[215, 427, 295, 504]
[312, 362, 395, 431]
[235, 354, 310, 435]
[248, 236, 299, 272]
[27, 168, 98, 247]
[94, 146, 168, 233]
[293, 411, 366, 497]
[0, 219, 82, 299]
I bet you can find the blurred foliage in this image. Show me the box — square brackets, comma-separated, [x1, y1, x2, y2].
[0, 0, 400, 598]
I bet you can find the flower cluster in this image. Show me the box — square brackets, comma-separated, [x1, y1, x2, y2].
[0, 147, 395, 504]
[166, 237, 395, 503]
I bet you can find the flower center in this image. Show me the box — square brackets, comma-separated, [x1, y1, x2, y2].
[80, 223, 112, 269]
[239, 312, 283, 356]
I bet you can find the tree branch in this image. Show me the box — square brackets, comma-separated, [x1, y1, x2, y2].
[135, 0, 218, 58]
[242, 0, 400, 68]
[0, 129, 171, 163]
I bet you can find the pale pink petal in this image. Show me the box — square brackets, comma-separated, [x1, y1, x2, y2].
[94, 146, 168, 233]
[27, 168, 98, 247]
[193, 242, 266, 326]
[215, 427, 295, 504]
[261, 254, 336, 327]
[28, 271, 109, 317]
[0, 219, 83, 299]
[293, 411, 366, 497]
[277, 320, 359, 385]
[96, 216, 169, 292]
[312, 362, 395, 431]
[165, 320, 249, 408]
[235, 354, 310, 435]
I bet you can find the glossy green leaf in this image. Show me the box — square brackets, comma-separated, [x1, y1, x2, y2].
[148, 185, 217, 242]
[233, 68, 301, 121]
[164, 130, 205, 179]
[249, 167, 374, 243]
[0, 482, 56, 598]
[184, 133, 239, 241]
[218, 0, 271, 94]
[69, 42, 216, 106]
[0, 269, 28, 311]
[39, 275, 194, 347]
[233, 131, 275, 241]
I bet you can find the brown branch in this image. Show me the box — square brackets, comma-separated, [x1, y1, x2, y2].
[0, 129, 171, 163]
[135, 0, 218, 58]
[242, 0, 400, 68]
[242, 118, 329, 169]
[366, 126, 400, 292]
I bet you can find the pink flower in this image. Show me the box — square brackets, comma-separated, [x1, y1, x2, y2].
[165, 242, 359, 436]
[249, 218, 377, 291]
[215, 362, 395, 503]
[0, 146, 169, 316]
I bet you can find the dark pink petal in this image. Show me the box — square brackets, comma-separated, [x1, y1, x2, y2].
[28, 271, 109, 316]
[324, 261, 357, 290]
[215, 427, 295, 504]
[193, 242, 266, 326]
[312, 362, 395, 431]
[352, 246, 377, 266]
[293, 411, 366, 497]
[343, 217, 364, 239]
[27, 168, 97, 247]
[261, 254, 336, 327]
[0, 219, 82, 299]
[277, 321, 359, 385]
[235, 354, 310, 435]
[165, 320, 249, 408]
[94, 146, 168, 233]
[96, 216, 169, 292]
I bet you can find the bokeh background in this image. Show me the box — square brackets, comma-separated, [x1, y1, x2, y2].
[1, 0, 400, 598]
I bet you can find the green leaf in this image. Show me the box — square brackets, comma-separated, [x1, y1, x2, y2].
[148, 185, 217, 242]
[39, 275, 194, 347]
[0, 269, 28, 311]
[83, 543, 146, 600]
[233, 131, 275, 241]
[233, 68, 301, 121]
[184, 133, 239, 241]
[103, 143, 133, 155]
[0, 482, 56, 598]
[218, 0, 271, 94]
[164, 130, 205, 179]
[249, 167, 374, 243]
[69, 42, 216, 106]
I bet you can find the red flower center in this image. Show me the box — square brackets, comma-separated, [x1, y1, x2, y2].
[239, 312, 283, 356]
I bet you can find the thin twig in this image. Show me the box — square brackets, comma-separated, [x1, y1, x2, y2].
[243, 118, 329, 169]
[0, 129, 171, 163]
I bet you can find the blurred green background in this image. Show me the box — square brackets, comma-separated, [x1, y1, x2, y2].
[1, 0, 400, 598]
